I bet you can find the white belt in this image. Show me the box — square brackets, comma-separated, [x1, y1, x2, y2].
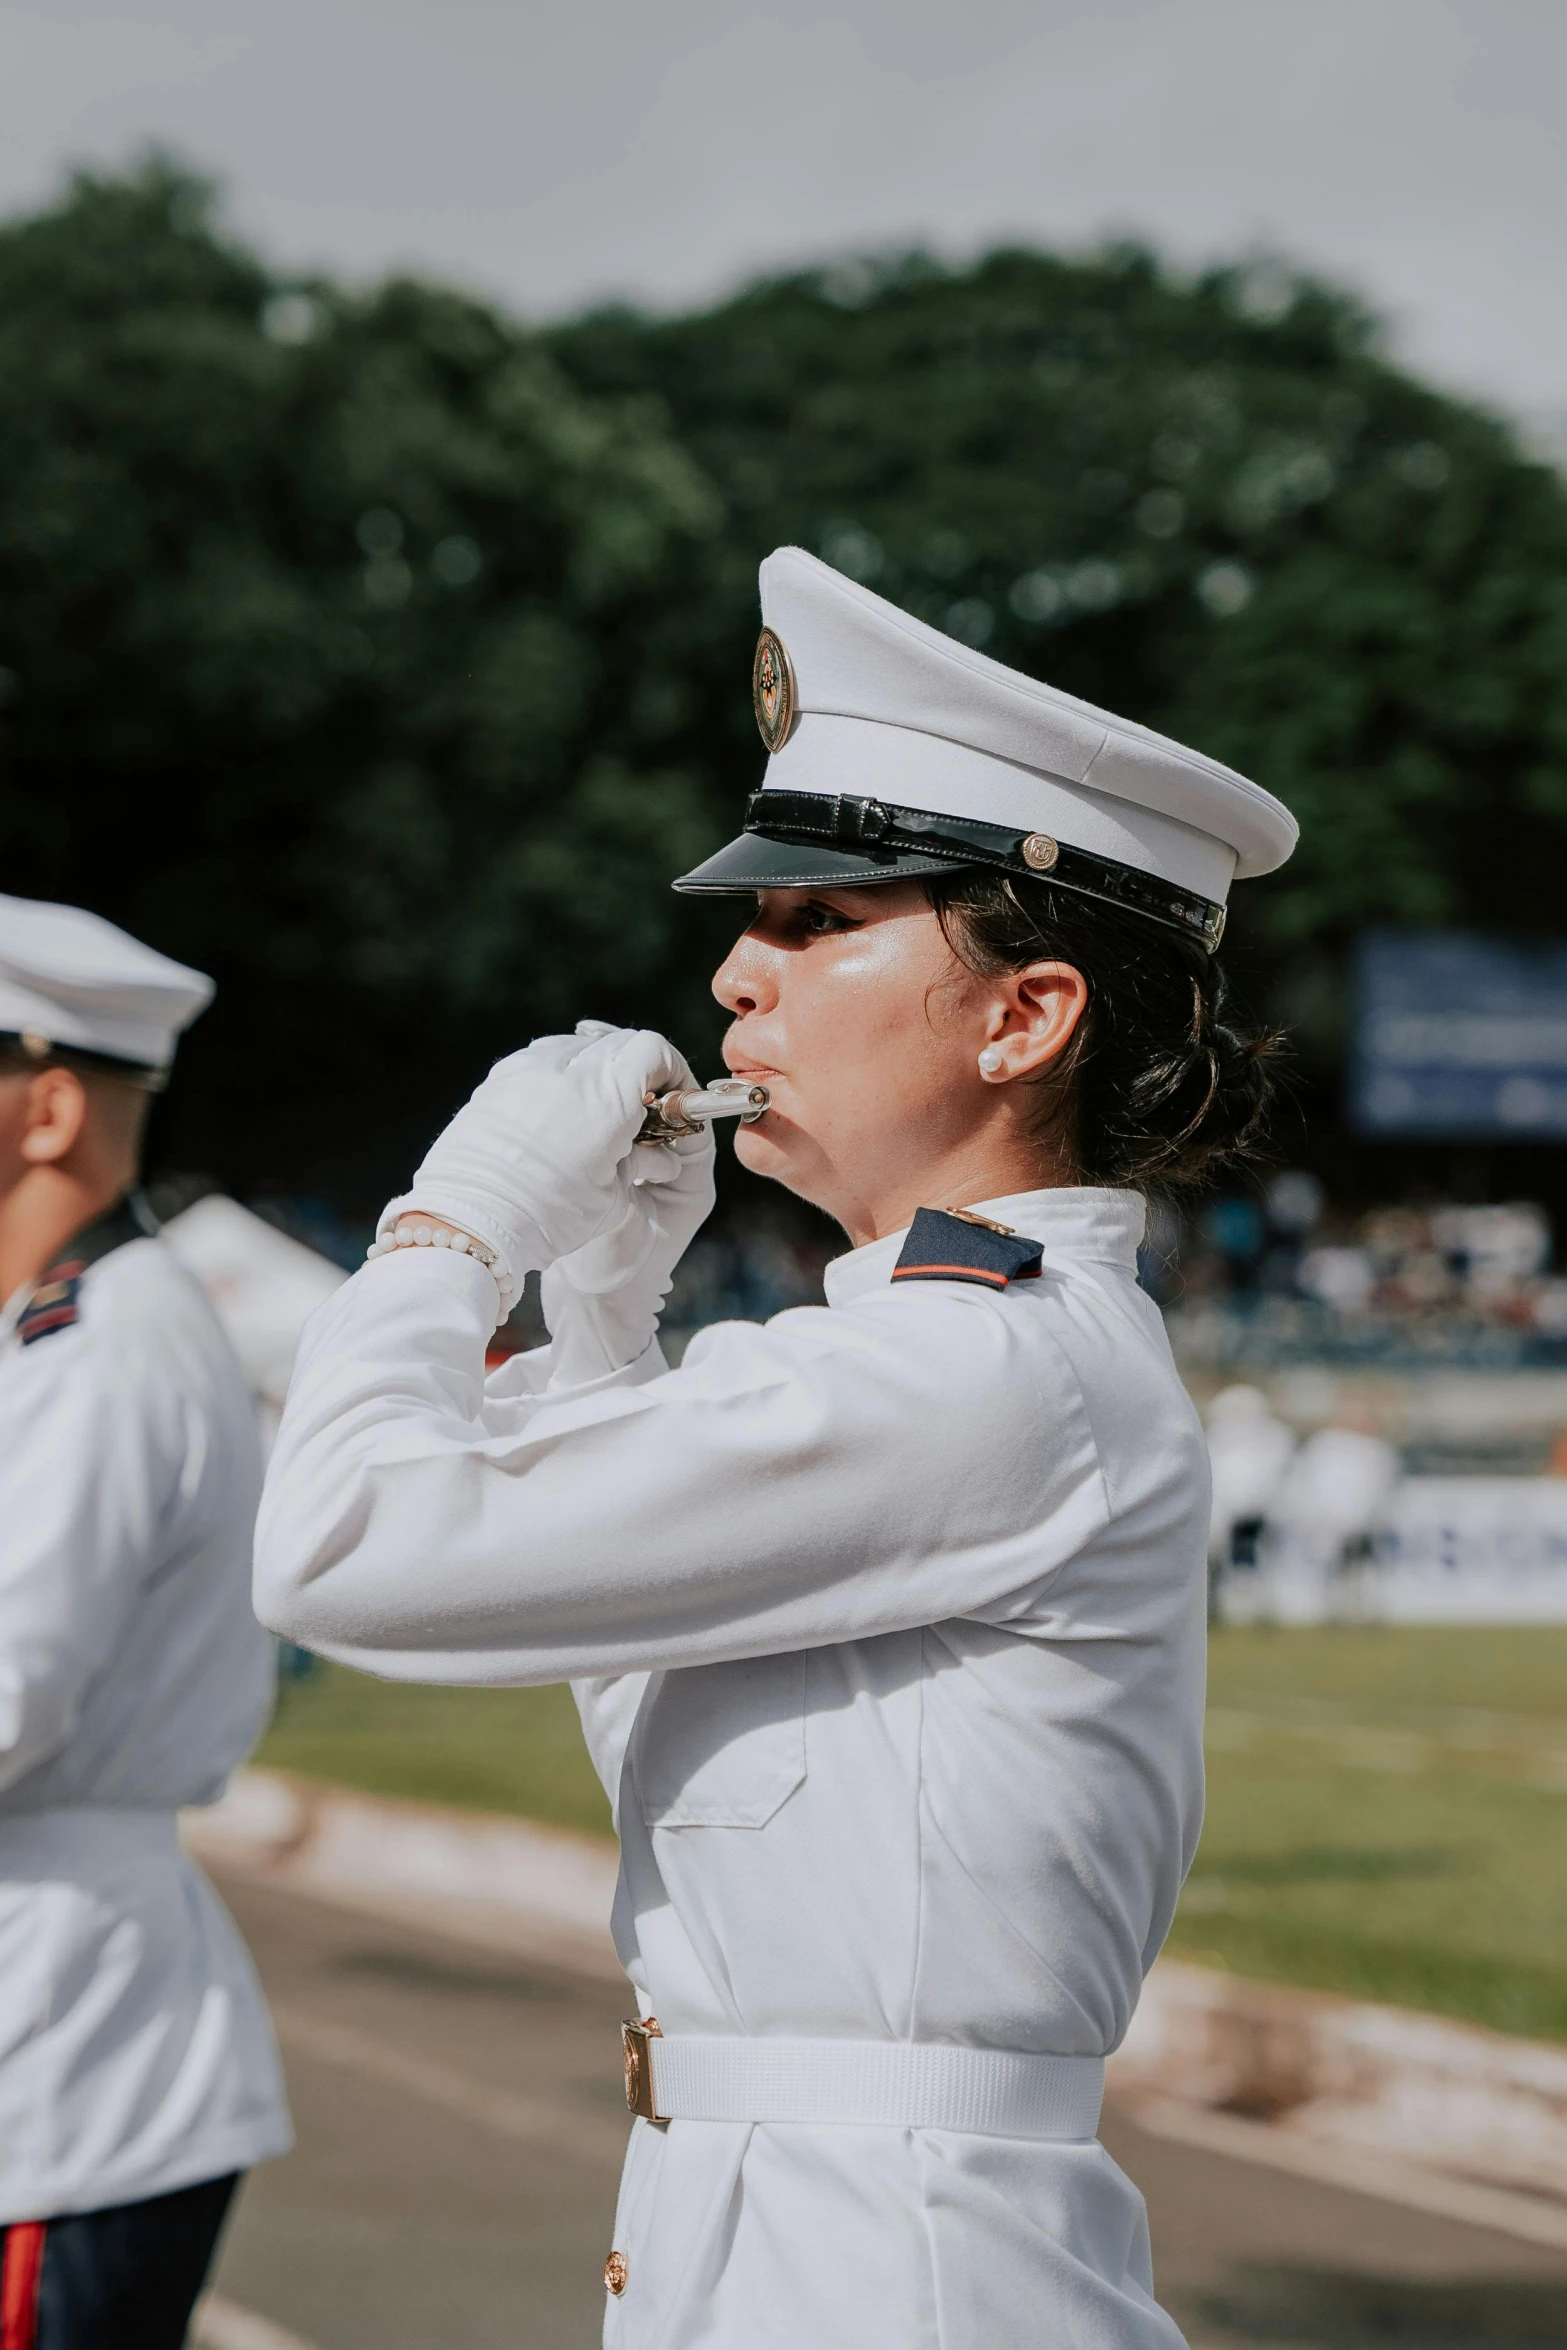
[0, 1807, 179, 1868]
[623, 2021, 1104, 2140]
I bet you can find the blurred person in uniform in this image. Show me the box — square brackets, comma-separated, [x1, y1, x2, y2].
[0, 898, 291, 2349]
[1272, 1412, 1401, 1622]
[255, 550, 1297, 2349]
[1204, 1384, 1297, 1601]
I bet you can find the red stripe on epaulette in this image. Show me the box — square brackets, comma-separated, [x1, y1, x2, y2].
[19, 1303, 79, 1344]
[17, 1266, 83, 1345]
[891, 1262, 1011, 1288]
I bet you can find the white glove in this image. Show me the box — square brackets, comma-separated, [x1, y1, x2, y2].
[379, 1023, 701, 1302]
[541, 1077, 716, 1383]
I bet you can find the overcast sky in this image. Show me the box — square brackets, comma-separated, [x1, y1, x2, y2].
[4, 0, 1564, 433]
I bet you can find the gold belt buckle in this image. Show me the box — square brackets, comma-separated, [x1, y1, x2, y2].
[622, 2016, 666, 2124]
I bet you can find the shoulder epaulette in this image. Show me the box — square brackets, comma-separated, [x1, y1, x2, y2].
[891, 1206, 1043, 1291]
[12, 1191, 156, 1348]
[18, 1261, 86, 1345]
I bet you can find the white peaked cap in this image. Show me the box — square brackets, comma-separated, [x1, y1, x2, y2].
[676, 548, 1298, 944]
[0, 893, 214, 1073]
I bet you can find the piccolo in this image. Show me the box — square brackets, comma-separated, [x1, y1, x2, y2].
[635, 1079, 771, 1145]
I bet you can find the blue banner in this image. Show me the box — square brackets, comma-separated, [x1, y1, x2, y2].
[1351, 931, 1567, 1138]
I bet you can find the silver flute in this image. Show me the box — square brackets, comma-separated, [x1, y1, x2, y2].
[635, 1078, 771, 1145]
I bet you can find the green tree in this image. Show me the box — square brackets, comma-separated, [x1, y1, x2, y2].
[0, 160, 724, 1199]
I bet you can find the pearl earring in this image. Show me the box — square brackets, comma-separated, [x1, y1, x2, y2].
[978, 1046, 1004, 1076]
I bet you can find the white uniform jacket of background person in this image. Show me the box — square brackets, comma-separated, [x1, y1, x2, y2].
[0, 1220, 292, 2223]
[256, 1188, 1208, 2350]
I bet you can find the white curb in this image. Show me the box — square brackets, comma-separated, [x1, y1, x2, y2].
[1117, 1954, 1567, 2210]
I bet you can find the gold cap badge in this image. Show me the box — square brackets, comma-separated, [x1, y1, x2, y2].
[752, 627, 797, 753]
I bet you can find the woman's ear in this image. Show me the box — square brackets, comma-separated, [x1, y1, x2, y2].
[976, 961, 1089, 1084]
[18, 1067, 89, 1166]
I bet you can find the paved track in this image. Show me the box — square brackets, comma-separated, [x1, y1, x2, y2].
[209, 1872, 1567, 2350]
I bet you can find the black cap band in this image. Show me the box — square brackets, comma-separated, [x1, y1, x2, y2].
[0, 1031, 169, 1091]
[728, 789, 1227, 951]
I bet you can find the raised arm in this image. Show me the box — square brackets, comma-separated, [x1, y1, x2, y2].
[254, 1240, 1103, 1683]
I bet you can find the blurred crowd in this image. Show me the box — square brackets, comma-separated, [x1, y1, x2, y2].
[483, 1173, 1567, 1372]
[1166, 1174, 1567, 1365]
[231, 1166, 1567, 1379]
[651, 1174, 1567, 1357]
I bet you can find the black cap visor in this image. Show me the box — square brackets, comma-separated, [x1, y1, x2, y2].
[673, 789, 1227, 949]
[673, 830, 955, 894]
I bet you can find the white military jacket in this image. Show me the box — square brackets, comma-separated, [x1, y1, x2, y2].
[0, 1206, 292, 2222]
[257, 1189, 1207, 2350]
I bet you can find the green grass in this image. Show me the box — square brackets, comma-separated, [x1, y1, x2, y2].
[259, 1665, 612, 1840]
[1170, 1625, 1567, 2041]
[259, 1629, 1567, 2043]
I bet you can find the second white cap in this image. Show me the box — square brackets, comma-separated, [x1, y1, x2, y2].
[0, 894, 214, 1078]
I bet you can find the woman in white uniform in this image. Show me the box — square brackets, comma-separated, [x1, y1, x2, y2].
[255, 548, 1297, 2349]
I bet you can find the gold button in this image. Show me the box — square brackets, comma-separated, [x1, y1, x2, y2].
[605, 2251, 629, 2297]
[1020, 834, 1059, 871]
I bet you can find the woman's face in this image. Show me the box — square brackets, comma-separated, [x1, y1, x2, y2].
[711, 882, 1085, 1243]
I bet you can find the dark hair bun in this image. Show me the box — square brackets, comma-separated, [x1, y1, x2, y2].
[931, 872, 1282, 1191]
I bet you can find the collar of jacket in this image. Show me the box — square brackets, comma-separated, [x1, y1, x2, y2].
[1, 1190, 158, 1347]
[823, 1188, 1147, 1308]
[41, 1186, 160, 1281]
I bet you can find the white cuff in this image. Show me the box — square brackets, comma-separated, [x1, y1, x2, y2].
[376, 1190, 549, 1296]
[359, 1230, 505, 1322]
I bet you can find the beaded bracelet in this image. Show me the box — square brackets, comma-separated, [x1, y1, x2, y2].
[365, 1216, 513, 1307]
